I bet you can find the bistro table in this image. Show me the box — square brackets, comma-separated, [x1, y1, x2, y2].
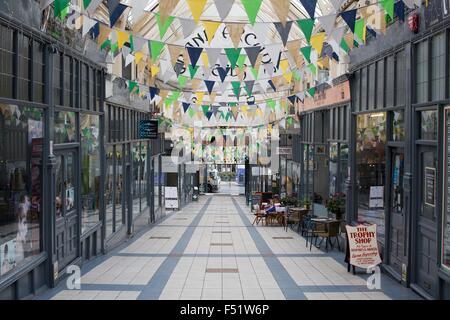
[286, 207, 310, 232]
[307, 217, 343, 251]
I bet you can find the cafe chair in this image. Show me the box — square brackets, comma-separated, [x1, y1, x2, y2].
[313, 221, 342, 252]
[252, 204, 266, 226]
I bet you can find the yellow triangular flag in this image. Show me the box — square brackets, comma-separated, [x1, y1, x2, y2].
[204, 21, 221, 45]
[150, 64, 160, 77]
[196, 91, 205, 103]
[310, 32, 326, 55]
[186, 0, 207, 24]
[201, 51, 209, 67]
[116, 30, 129, 49]
[135, 51, 144, 64]
[283, 72, 293, 84]
[279, 59, 290, 73]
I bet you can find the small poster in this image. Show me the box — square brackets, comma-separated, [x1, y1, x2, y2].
[369, 186, 384, 208]
[345, 224, 382, 269]
[139, 119, 158, 139]
[425, 167, 436, 207]
[0, 239, 17, 276]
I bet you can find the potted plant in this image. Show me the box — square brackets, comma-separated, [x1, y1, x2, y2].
[280, 196, 298, 208]
[301, 197, 312, 210]
[325, 192, 346, 220]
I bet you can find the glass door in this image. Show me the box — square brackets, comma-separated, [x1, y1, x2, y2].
[54, 150, 79, 271]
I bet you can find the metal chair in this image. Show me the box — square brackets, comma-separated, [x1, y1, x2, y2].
[313, 221, 342, 252]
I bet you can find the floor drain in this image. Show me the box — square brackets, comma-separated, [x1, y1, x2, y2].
[206, 268, 239, 273]
[210, 243, 233, 246]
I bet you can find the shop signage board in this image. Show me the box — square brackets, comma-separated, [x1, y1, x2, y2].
[425, 167, 436, 207]
[276, 147, 292, 155]
[165, 186, 179, 209]
[139, 119, 158, 139]
[345, 224, 382, 269]
[443, 107, 450, 265]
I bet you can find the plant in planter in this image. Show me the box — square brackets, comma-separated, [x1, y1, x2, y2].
[325, 192, 346, 220]
[280, 196, 298, 207]
[301, 197, 312, 209]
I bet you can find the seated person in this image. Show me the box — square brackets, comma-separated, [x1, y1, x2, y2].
[264, 200, 276, 214]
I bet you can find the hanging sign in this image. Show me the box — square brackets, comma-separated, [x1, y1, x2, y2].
[345, 224, 382, 269]
[425, 167, 436, 207]
[139, 119, 158, 139]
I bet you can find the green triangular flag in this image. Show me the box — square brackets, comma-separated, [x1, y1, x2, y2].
[340, 38, 350, 53]
[287, 117, 293, 126]
[129, 35, 134, 51]
[293, 70, 301, 81]
[188, 65, 199, 79]
[237, 54, 247, 70]
[354, 18, 365, 43]
[380, 0, 394, 20]
[155, 13, 175, 39]
[300, 46, 312, 64]
[250, 66, 259, 79]
[101, 39, 111, 51]
[241, 0, 263, 25]
[308, 63, 317, 75]
[231, 81, 241, 99]
[267, 99, 276, 111]
[225, 48, 242, 69]
[308, 87, 316, 97]
[128, 81, 139, 94]
[83, 0, 92, 9]
[202, 105, 210, 116]
[149, 40, 165, 62]
[297, 19, 315, 43]
[54, 0, 70, 20]
[188, 107, 196, 118]
[178, 75, 188, 89]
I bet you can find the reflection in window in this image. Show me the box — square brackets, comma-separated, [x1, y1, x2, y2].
[356, 112, 386, 247]
[420, 110, 438, 140]
[81, 114, 100, 233]
[392, 110, 405, 141]
[105, 145, 114, 237]
[0, 104, 43, 277]
[54, 111, 76, 144]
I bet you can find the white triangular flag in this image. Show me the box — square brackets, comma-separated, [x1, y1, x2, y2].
[82, 16, 97, 37]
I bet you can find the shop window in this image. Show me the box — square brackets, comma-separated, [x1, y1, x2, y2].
[54, 111, 76, 144]
[32, 41, 44, 103]
[63, 56, 72, 107]
[420, 110, 438, 140]
[81, 64, 89, 109]
[418, 150, 436, 221]
[415, 40, 429, 103]
[329, 143, 338, 195]
[53, 54, 62, 106]
[339, 144, 349, 193]
[386, 56, 395, 107]
[391, 110, 405, 141]
[396, 50, 405, 106]
[431, 32, 445, 101]
[105, 145, 114, 236]
[74, 60, 79, 108]
[0, 104, 43, 278]
[0, 25, 13, 98]
[115, 145, 124, 226]
[17, 34, 31, 101]
[81, 114, 100, 233]
[356, 112, 386, 246]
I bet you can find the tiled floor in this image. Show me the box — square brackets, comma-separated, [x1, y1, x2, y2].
[36, 195, 421, 300]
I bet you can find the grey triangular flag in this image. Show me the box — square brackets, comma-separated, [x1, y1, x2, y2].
[214, 0, 235, 21]
[133, 36, 147, 52]
[329, 0, 345, 12]
[82, 16, 97, 37]
[274, 21, 293, 47]
[179, 18, 197, 39]
[219, 54, 229, 68]
[206, 48, 222, 65]
[244, 46, 261, 68]
[328, 25, 345, 45]
[130, 0, 148, 23]
[317, 14, 337, 35]
[86, 0, 103, 16]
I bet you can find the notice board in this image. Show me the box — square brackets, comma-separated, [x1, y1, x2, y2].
[345, 224, 382, 269]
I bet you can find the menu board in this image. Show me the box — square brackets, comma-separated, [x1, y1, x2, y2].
[425, 167, 436, 207]
[345, 224, 382, 269]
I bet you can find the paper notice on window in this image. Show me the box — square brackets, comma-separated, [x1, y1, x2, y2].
[345, 224, 382, 269]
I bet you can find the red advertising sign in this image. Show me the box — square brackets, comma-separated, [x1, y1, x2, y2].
[345, 224, 382, 269]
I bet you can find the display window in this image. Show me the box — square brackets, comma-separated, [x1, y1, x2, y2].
[0, 104, 43, 277]
[80, 114, 100, 233]
[356, 112, 386, 246]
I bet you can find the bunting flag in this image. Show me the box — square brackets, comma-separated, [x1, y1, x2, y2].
[244, 46, 261, 68]
[380, 0, 395, 20]
[178, 75, 188, 89]
[215, 0, 235, 21]
[231, 81, 241, 100]
[227, 23, 245, 48]
[300, 46, 312, 63]
[330, 0, 345, 11]
[204, 21, 221, 45]
[82, 16, 97, 37]
[186, 0, 208, 24]
[252, 23, 268, 41]
[108, 2, 128, 27]
[241, 0, 263, 25]
[188, 64, 199, 79]
[54, 0, 70, 19]
[217, 67, 229, 82]
[274, 21, 293, 47]
[317, 14, 337, 35]
[150, 86, 159, 100]
[307, 87, 316, 97]
[186, 46, 203, 67]
[225, 48, 242, 69]
[206, 48, 222, 65]
[394, 0, 405, 21]
[340, 9, 357, 33]
[155, 13, 175, 39]
[179, 18, 197, 39]
[149, 40, 165, 62]
[130, 0, 148, 23]
[297, 19, 315, 44]
[300, 0, 317, 19]
[270, 0, 291, 26]
[159, 0, 180, 25]
[205, 80, 216, 94]
[310, 32, 325, 56]
[116, 30, 129, 49]
[354, 18, 366, 43]
[244, 80, 255, 96]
